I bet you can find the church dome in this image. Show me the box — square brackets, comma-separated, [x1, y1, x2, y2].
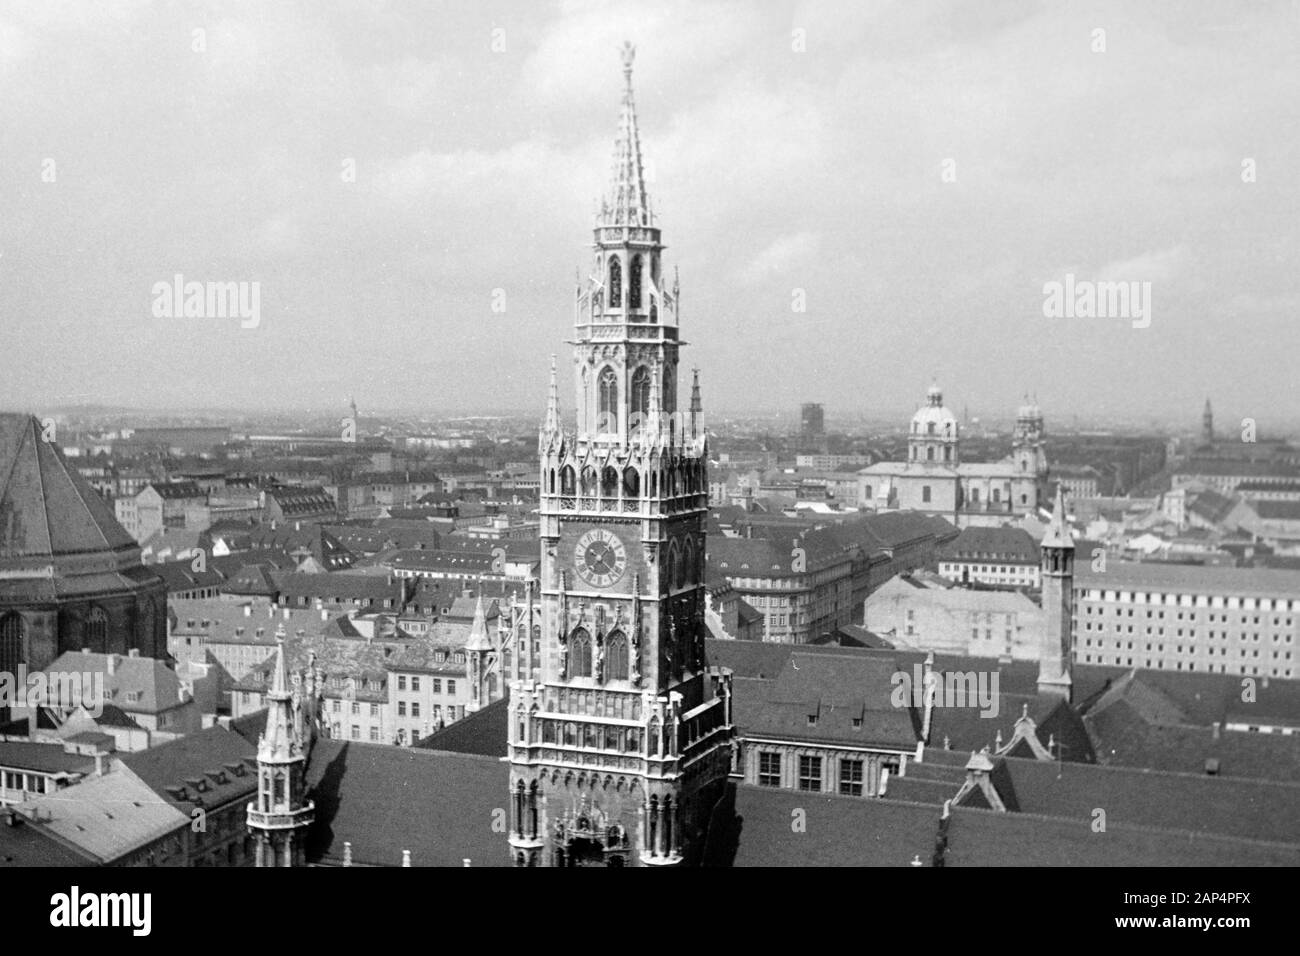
[1017, 394, 1042, 421]
[911, 384, 958, 436]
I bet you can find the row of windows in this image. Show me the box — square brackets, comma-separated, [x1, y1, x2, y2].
[1083, 592, 1300, 611]
[1083, 605, 1294, 627]
[1084, 623, 1294, 642]
[395, 675, 460, 692]
[1079, 655, 1294, 677]
[757, 752, 865, 796]
[1082, 638, 1292, 660]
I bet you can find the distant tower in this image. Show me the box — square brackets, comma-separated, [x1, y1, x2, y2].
[1013, 395, 1048, 509]
[465, 593, 495, 713]
[247, 630, 322, 867]
[1202, 397, 1214, 445]
[800, 403, 825, 440]
[1037, 487, 1074, 701]
[512, 43, 735, 868]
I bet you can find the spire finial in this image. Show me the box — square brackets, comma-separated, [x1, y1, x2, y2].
[602, 42, 650, 228]
[621, 41, 635, 81]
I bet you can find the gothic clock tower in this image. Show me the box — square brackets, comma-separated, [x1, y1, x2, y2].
[504, 43, 735, 868]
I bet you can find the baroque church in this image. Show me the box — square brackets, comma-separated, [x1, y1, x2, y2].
[859, 386, 1049, 527]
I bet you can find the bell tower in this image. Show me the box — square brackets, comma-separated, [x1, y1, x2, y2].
[507, 43, 735, 868]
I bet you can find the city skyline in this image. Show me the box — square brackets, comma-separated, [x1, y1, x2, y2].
[2, 1, 1297, 420]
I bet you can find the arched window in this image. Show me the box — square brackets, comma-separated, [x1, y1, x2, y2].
[580, 467, 597, 496]
[622, 467, 640, 499]
[629, 254, 642, 309]
[560, 466, 576, 495]
[608, 256, 622, 308]
[0, 613, 25, 674]
[571, 628, 592, 677]
[681, 538, 693, 587]
[606, 631, 628, 680]
[601, 467, 619, 498]
[597, 367, 618, 433]
[86, 606, 108, 651]
[630, 366, 651, 432]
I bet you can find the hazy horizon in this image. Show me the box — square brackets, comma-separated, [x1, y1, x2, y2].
[2, 1, 1297, 421]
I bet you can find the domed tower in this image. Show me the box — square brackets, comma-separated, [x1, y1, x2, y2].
[514, 43, 735, 868]
[1013, 396, 1047, 475]
[908, 383, 960, 466]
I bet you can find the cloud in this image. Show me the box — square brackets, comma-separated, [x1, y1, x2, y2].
[1097, 247, 1186, 282]
[736, 231, 820, 284]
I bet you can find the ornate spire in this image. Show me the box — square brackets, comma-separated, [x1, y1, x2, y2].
[601, 41, 651, 228]
[543, 354, 560, 435]
[259, 627, 299, 762]
[689, 367, 702, 438]
[466, 593, 491, 651]
[1042, 485, 1073, 550]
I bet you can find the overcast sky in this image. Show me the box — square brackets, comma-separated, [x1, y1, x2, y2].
[1, 0, 1297, 427]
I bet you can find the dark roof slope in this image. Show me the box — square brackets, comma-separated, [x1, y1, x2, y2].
[415, 693, 509, 757]
[304, 740, 509, 866]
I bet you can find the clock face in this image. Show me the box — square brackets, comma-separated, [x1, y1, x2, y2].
[574, 528, 628, 589]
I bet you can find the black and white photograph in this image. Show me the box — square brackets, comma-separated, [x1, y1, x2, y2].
[0, 0, 1295, 925]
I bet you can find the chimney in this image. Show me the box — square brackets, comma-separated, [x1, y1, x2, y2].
[321, 609, 328, 621]
[107, 655, 118, 676]
[94, 751, 106, 776]
[343, 842, 353, 867]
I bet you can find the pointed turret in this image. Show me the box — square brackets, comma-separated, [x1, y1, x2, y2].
[1037, 486, 1075, 701]
[466, 593, 491, 652]
[689, 367, 702, 439]
[541, 354, 561, 450]
[600, 41, 651, 228]
[248, 625, 316, 866]
[259, 629, 297, 762]
[1042, 485, 1073, 550]
[465, 593, 494, 713]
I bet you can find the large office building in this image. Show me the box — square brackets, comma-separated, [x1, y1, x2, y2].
[1074, 561, 1299, 679]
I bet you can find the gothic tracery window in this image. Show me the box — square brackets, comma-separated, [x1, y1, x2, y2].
[597, 367, 619, 433]
[571, 628, 592, 677]
[630, 366, 651, 432]
[606, 631, 628, 681]
[630, 254, 642, 309]
[608, 256, 622, 308]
